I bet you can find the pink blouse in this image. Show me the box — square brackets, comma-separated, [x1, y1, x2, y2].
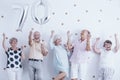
[70, 39, 91, 64]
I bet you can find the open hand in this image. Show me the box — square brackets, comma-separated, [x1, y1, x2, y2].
[3, 33, 8, 39]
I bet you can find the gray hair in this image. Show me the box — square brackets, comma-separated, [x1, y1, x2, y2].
[9, 37, 18, 44]
[53, 34, 61, 42]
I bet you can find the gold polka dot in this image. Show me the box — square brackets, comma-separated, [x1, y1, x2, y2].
[1, 15, 4, 18]
[117, 17, 119, 20]
[65, 12, 68, 15]
[93, 75, 95, 78]
[61, 23, 64, 26]
[74, 4, 77, 7]
[85, 10, 88, 13]
[100, 9, 102, 12]
[98, 20, 101, 22]
[52, 12, 55, 15]
[75, 33, 78, 35]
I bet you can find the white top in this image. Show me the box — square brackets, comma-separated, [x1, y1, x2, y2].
[99, 49, 115, 68]
[70, 39, 92, 64]
[29, 40, 44, 60]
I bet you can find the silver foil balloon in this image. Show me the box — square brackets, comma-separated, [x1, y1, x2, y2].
[13, 5, 29, 32]
[31, 0, 50, 25]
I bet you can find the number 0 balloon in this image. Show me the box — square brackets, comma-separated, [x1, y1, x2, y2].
[31, 0, 50, 25]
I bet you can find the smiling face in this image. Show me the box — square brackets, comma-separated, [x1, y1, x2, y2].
[80, 30, 89, 41]
[53, 35, 62, 46]
[33, 31, 40, 40]
[54, 38, 62, 45]
[9, 38, 18, 48]
[103, 40, 112, 51]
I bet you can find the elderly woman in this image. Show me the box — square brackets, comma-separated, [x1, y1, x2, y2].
[68, 29, 92, 80]
[2, 33, 25, 80]
[49, 30, 71, 80]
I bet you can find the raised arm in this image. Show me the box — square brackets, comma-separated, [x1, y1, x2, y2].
[21, 45, 26, 60]
[49, 30, 55, 50]
[28, 28, 33, 46]
[50, 30, 54, 38]
[2, 33, 8, 52]
[93, 38, 101, 54]
[86, 34, 91, 51]
[114, 34, 119, 53]
[66, 31, 73, 51]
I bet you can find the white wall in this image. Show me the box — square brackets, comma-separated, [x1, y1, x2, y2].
[0, 0, 120, 80]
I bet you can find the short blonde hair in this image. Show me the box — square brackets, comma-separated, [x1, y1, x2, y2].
[34, 31, 40, 35]
[9, 37, 18, 44]
[81, 29, 90, 34]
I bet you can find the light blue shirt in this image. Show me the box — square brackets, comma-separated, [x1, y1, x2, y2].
[49, 37, 70, 77]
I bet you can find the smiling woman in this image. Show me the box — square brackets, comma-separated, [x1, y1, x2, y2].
[1, 33, 25, 80]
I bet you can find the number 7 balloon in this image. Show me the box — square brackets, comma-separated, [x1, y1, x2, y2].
[13, 4, 29, 32]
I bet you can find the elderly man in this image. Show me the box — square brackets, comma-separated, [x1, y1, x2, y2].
[28, 29, 48, 80]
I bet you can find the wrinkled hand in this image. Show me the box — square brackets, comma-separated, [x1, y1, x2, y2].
[3, 33, 8, 39]
[30, 28, 34, 33]
[67, 30, 72, 38]
[67, 30, 71, 37]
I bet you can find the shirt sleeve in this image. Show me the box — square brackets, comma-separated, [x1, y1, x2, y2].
[49, 37, 55, 50]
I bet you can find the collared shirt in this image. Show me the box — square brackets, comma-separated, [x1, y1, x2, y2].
[29, 40, 44, 60]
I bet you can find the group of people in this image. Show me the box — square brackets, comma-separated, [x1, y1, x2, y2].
[1, 29, 120, 80]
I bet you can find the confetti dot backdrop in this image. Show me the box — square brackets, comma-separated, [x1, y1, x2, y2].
[0, 0, 120, 80]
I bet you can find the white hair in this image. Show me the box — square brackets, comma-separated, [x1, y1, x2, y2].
[53, 34, 61, 42]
